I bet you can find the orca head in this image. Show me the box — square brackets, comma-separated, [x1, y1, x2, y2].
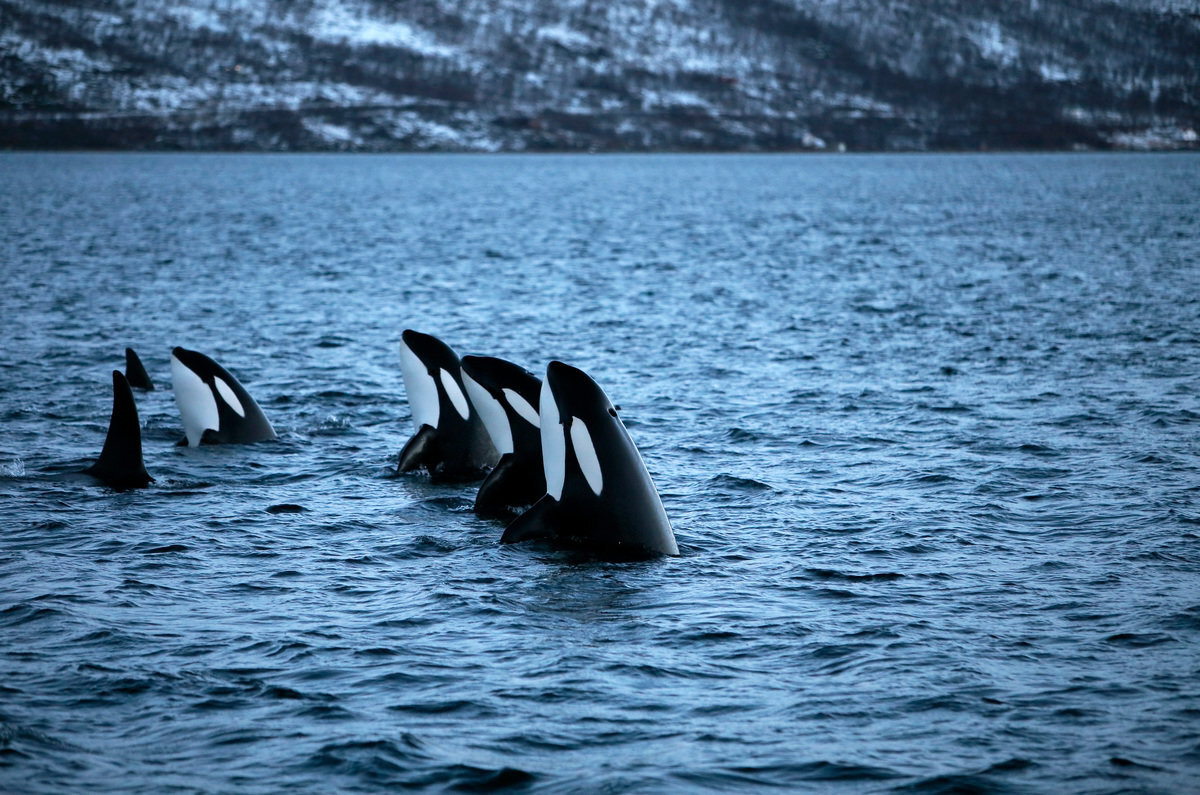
[170, 346, 276, 446]
[460, 355, 541, 457]
[171, 347, 223, 446]
[540, 360, 624, 501]
[524, 360, 678, 557]
[399, 330, 471, 432]
[396, 332, 498, 480]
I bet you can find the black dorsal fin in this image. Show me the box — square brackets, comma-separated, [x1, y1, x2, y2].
[84, 370, 153, 489]
[124, 347, 155, 390]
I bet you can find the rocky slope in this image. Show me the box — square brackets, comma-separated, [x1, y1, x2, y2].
[2, 0, 1198, 151]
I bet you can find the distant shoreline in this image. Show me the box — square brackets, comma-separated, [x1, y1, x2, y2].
[3, 146, 1197, 155]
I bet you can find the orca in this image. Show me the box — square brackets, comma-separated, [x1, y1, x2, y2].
[460, 355, 545, 515]
[83, 370, 153, 489]
[501, 361, 679, 559]
[124, 347, 155, 390]
[170, 346, 277, 446]
[396, 330, 498, 482]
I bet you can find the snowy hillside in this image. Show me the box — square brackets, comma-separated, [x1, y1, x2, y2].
[2, 0, 1197, 151]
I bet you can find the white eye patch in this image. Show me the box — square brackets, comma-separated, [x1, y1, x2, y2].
[504, 388, 540, 428]
[463, 371, 513, 455]
[213, 375, 245, 418]
[171, 355, 219, 447]
[569, 416, 603, 496]
[440, 368, 470, 420]
[399, 340, 440, 428]
[540, 377, 565, 501]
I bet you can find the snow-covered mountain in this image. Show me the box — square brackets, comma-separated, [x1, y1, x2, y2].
[2, 0, 1197, 151]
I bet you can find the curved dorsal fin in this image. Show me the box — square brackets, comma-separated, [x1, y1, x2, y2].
[84, 371, 153, 489]
[124, 347, 155, 390]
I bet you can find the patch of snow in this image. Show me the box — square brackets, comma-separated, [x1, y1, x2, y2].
[167, 6, 228, 33]
[302, 118, 357, 143]
[122, 78, 393, 113]
[598, 2, 750, 77]
[1039, 62, 1079, 83]
[641, 90, 710, 110]
[126, 78, 219, 112]
[1108, 126, 1199, 150]
[564, 94, 594, 113]
[825, 93, 895, 115]
[677, 54, 731, 74]
[537, 24, 592, 51]
[387, 111, 468, 147]
[310, 1, 456, 57]
[969, 22, 1019, 66]
[1060, 106, 1122, 124]
[718, 118, 755, 139]
[5, 37, 110, 75]
[384, 108, 505, 152]
[667, 90, 709, 108]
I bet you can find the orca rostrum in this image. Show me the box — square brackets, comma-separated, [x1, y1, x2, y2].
[396, 330, 498, 482]
[460, 355, 545, 515]
[501, 361, 678, 559]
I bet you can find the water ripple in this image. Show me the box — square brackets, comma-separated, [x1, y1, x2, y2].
[1, 152, 1198, 792]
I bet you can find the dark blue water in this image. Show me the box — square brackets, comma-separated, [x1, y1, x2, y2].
[2, 152, 1199, 792]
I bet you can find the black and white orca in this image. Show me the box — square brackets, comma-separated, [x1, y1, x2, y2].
[460, 355, 545, 515]
[501, 361, 679, 559]
[124, 347, 155, 390]
[170, 346, 277, 446]
[83, 370, 153, 489]
[396, 330, 498, 482]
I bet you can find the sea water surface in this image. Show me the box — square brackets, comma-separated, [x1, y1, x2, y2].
[1, 152, 1198, 792]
